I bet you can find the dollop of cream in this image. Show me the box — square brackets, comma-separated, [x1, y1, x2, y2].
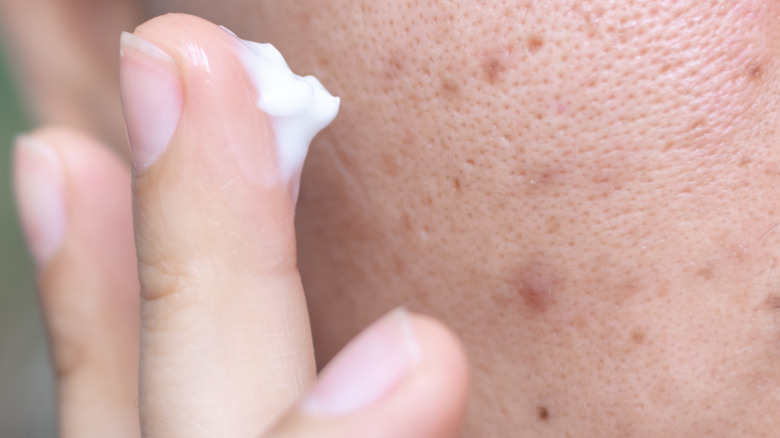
[226, 27, 340, 184]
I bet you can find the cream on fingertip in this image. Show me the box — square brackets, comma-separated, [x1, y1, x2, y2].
[221, 26, 340, 194]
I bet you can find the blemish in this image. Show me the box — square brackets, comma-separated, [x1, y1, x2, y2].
[527, 37, 544, 55]
[515, 262, 559, 312]
[748, 63, 762, 80]
[482, 57, 506, 84]
[537, 406, 550, 421]
[440, 77, 461, 97]
[630, 328, 646, 345]
[696, 264, 714, 280]
[761, 294, 780, 311]
[454, 177, 462, 191]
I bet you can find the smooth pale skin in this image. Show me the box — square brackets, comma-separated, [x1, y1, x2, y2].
[3, 0, 780, 436]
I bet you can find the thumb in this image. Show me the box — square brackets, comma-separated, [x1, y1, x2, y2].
[264, 309, 470, 438]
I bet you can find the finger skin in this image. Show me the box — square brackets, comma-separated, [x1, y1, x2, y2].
[15, 126, 140, 438]
[266, 315, 470, 438]
[125, 14, 315, 437]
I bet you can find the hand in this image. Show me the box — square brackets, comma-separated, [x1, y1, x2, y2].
[12, 14, 469, 437]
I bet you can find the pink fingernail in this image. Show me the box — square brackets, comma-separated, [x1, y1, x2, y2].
[300, 308, 421, 415]
[120, 32, 182, 172]
[13, 136, 66, 267]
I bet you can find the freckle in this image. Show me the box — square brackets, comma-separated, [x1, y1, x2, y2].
[537, 406, 550, 421]
[482, 57, 505, 84]
[739, 155, 752, 167]
[527, 36, 544, 54]
[630, 328, 646, 345]
[454, 177, 461, 191]
[316, 57, 330, 68]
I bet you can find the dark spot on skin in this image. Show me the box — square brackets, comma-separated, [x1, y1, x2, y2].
[316, 57, 330, 68]
[630, 328, 646, 345]
[527, 36, 544, 54]
[748, 63, 762, 80]
[454, 177, 461, 191]
[740, 155, 752, 167]
[761, 294, 780, 311]
[440, 77, 461, 97]
[482, 57, 506, 84]
[537, 406, 550, 421]
[696, 264, 714, 280]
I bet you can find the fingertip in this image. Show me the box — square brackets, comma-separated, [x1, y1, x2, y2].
[12, 133, 66, 268]
[266, 312, 470, 438]
[31, 126, 136, 286]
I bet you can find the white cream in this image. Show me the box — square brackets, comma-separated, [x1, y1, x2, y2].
[224, 27, 340, 185]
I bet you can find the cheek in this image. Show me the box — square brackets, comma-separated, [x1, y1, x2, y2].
[248, 0, 780, 434]
[286, 0, 780, 339]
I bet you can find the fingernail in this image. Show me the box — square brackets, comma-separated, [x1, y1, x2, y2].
[120, 32, 182, 172]
[300, 308, 421, 415]
[13, 135, 66, 267]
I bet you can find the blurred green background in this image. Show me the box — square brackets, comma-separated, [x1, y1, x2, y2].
[0, 47, 57, 437]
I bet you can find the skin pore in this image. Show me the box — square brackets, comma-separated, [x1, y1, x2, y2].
[3, 0, 780, 436]
[144, 1, 780, 436]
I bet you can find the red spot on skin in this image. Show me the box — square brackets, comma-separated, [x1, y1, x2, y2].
[527, 37, 544, 54]
[516, 262, 559, 312]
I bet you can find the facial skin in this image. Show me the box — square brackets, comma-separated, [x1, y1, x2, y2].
[4, 0, 780, 436]
[136, 1, 780, 436]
